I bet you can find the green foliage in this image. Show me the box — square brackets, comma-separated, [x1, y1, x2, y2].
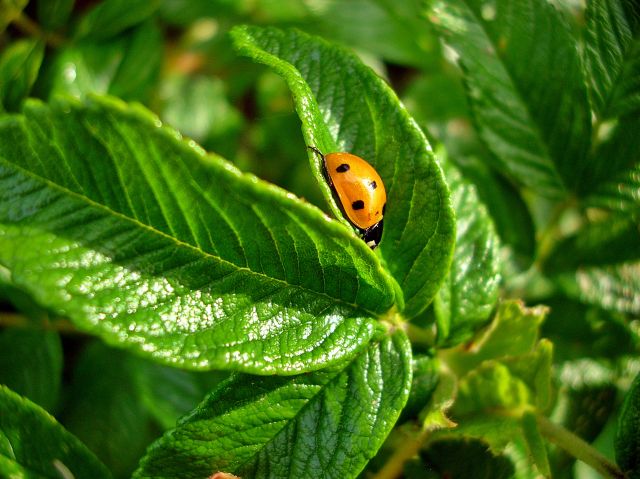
[135, 332, 411, 479]
[0, 385, 111, 478]
[0, 0, 638, 478]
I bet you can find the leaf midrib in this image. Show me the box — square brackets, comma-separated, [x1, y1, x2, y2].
[0, 155, 382, 318]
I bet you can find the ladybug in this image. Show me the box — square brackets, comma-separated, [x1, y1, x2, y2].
[309, 146, 386, 249]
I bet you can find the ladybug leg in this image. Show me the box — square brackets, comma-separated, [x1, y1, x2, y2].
[362, 220, 384, 249]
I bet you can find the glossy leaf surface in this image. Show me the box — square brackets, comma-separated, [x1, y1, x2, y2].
[0, 96, 395, 374]
[615, 372, 640, 478]
[134, 332, 412, 479]
[232, 25, 456, 319]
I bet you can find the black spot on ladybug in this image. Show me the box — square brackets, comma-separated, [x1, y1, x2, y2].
[352, 200, 365, 210]
[336, 164, 350, 173]
[382, 203, 387, 214]
[369, 180, 377, 190]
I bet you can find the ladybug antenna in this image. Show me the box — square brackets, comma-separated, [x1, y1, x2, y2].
[307, 145, 325, 160]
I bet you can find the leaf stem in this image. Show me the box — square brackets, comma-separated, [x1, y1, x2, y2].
[536, 415, 627, 479]
[10, 11, 65, 47]
[372, 426, 430, 479]
[404, 322, 436, 348]
[0, 312, 81, 334]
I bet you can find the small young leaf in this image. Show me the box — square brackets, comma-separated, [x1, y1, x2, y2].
[585, 0, 640, 119]
[37, 0, 74, 31]
[134, 332, 412, 479]
[434, 154, 501, 347]
[231, 25, 456, 319]
[0, 95, 395, 374]
[0, 39, 44, 112]
[442, 300, 548, 376]
[0, 385, 111, 478]
[74, 0, 160, 40]
[429, 0, 591, 197]
[0, 328, 62, 412]
[615, 372, 640, 479]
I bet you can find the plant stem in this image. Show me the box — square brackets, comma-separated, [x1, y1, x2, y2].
[11, 11, 64, 47]
[372, 426, 430, 479]
[536, 415, 626, 479]
[0, 312, 80, 334]
[404, 322, 436, 348]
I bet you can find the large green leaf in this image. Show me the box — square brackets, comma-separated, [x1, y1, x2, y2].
[616, 372, 640, 478]
[0, 39, 44, 113]
[0, 95, 396, 374]
[0, 328, 62, 412]
[134, 332, 412, 479]
[434, 155, 501, 347]
[429, 0, 591, 197]
[231, 25, 455, 319]
[0, 385, 111, 478]
[585, 0, 640, 119]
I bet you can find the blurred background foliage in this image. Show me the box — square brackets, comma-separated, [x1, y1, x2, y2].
[0, 0, 638, 478]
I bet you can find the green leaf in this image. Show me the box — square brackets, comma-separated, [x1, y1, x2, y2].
[61, 341, 155, 477]
[454, 156, 536, 266]
[231, 25, 456, 319]
[0, 385, 111, 478]
[587, 115, 640, 213]
[557, 261, 640, 315]
[134, 332, 412, 479]
[442, 300, 548, 376]
[429, 0, 591, 197]
[544, 215, 640, 273]
[0, 39, 44, 112]
[585, 0, 640, 119]
[74, 0, 160, 40]
[47, 21, 163, 102]
[0, 95, 395, 374]
[37, 0, 74, 31]
[0, 328, 62, 412]
[434, 153, 501, 347]
[615, 372, 640, 478]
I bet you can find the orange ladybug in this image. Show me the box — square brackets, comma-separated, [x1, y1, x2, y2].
[309, 146, 386, 249]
